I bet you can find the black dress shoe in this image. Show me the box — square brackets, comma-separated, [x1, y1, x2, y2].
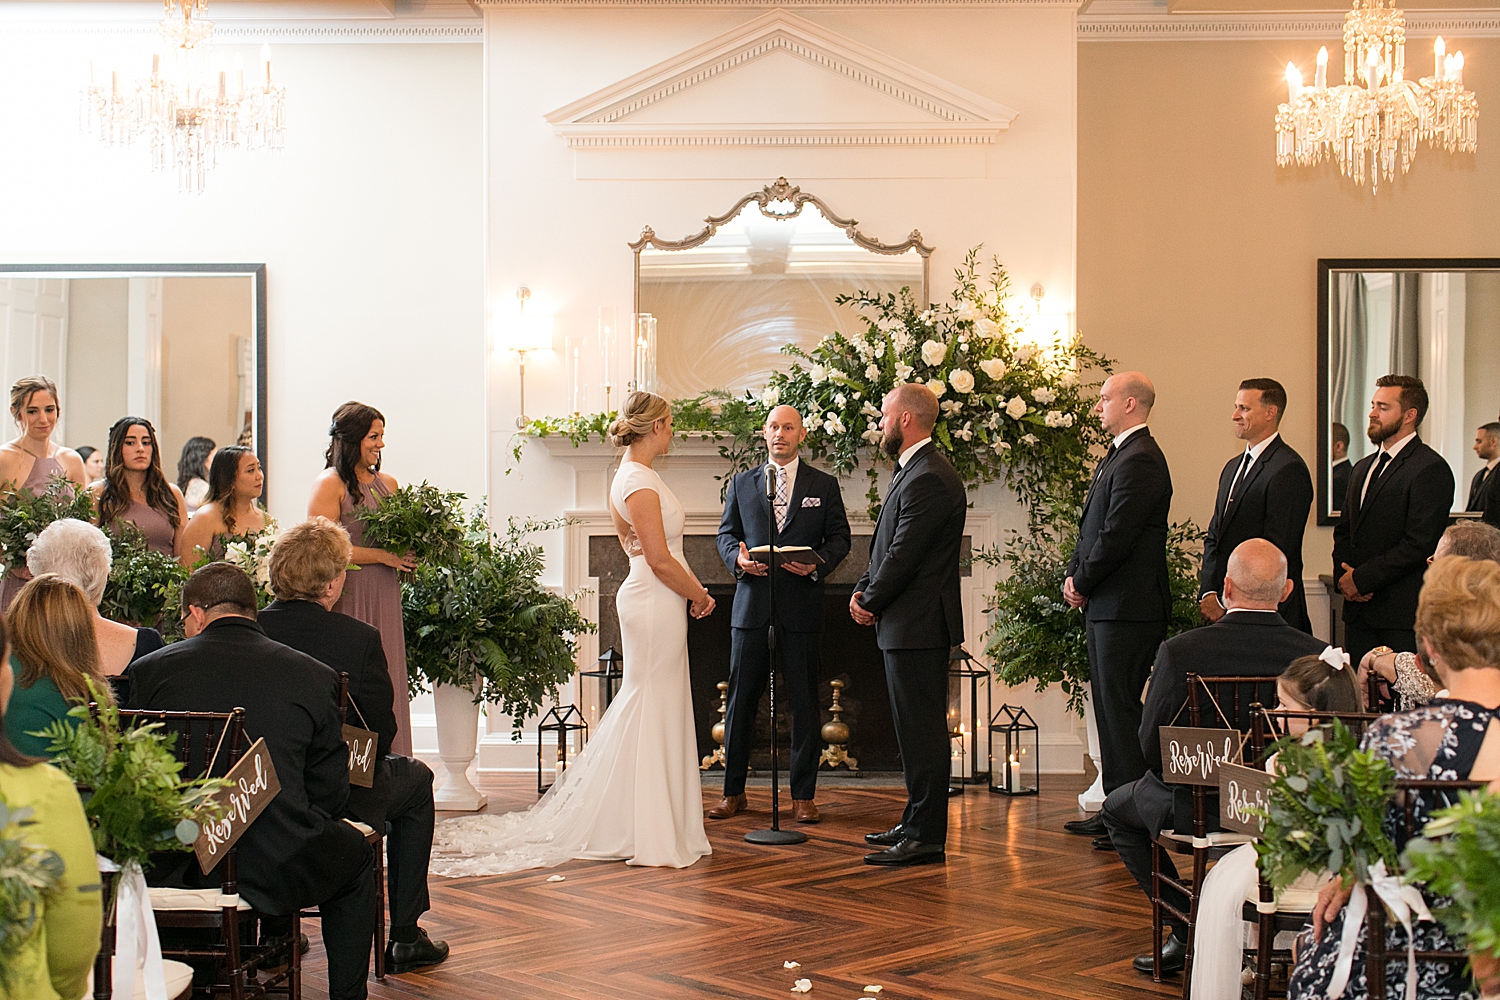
[1092, 834, 1115, 851]
[864, 825, 908, 846]
[386, 928, 450, 974]
[1064, 814, 1107, 837]
[863, 838, 945, 866]
[1132, 931, 1187, 975]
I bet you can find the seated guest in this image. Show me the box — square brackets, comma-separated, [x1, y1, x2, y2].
[77, 444, 105, 485]
[1101, 538, 1326, 975]
[27, 519, 164, 703]
[179, 446, 269, 567]
[1357, 520, 1500, 711]
[90, 417, 188, 558]
[258, 517, 448, 973]
[3, 575, 114, 758]
[175, 436, 215, 514]
[0, 636, 103, 1000]
[127, 563, 375, 1000]
[1189, 653, 1363, 1000]
[1289, 555, 1500, 1000]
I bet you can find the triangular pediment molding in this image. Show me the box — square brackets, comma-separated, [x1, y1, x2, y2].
[546, 9, 1018, 148]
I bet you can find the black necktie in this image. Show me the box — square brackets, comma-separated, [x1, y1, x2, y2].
[1362, 451, 1392, 506]
[1227, 451, 1252, 504]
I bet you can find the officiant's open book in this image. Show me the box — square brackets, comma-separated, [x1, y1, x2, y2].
[747, 546, 824, 564]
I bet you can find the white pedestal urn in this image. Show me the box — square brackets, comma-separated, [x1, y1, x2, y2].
[433, 681, 488, 811]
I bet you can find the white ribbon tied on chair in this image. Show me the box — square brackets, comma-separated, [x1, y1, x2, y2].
[1319, 646, 1351, 671]
[1325, 860, 1433, 1000]
[99, 856, 169, 1000]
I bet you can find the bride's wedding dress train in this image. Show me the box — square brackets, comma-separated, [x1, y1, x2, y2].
[430, 461, 711, 875]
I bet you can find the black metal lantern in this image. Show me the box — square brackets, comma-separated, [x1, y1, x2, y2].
[947, 646, 991, 792]
[988, 703, 1039, 796]
[537, 704, 589, 795]
[580, 646, 624, 719]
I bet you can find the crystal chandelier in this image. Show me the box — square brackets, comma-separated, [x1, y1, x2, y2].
[1275, 0, 1477, 191]
[82, 0, 286, 194]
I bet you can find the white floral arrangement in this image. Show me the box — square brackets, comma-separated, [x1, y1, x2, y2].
[201, 517, 279, 608]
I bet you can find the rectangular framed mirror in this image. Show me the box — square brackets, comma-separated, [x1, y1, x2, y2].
[1317, 257, 1500, 525]
[0, 263, 267, 490]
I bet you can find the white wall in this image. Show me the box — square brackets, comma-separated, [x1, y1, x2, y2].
[0, 32, 487, 519]
[485, 6, 1085, 770]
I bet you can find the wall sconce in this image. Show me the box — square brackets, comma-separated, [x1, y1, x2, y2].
[499, 286, 553, 429]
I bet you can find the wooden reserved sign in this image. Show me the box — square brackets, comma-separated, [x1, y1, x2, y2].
[1218, 763, 1274, 836]
[194, 738, 281, 874]
[1159, 727, 1243, 786]
[343, 725, 378, 788]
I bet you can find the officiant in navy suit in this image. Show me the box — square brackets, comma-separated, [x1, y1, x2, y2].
[710, 405, 851, 824]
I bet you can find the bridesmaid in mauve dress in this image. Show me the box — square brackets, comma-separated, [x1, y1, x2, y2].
[0, 376, 88, 610]
[91, 417, 188, 559]
[179, 446, 269, 565]
[309, 402, 415, 757]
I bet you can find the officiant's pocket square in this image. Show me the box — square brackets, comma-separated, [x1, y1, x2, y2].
[801, 497, 821, 507]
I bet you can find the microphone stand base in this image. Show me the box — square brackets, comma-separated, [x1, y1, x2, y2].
[745, 828, 809, 846]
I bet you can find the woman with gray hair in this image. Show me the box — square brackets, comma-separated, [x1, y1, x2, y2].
[25, 518, 163, 698]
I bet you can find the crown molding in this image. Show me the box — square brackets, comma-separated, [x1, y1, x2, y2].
[0, 19, 481, 41]
[1078, 4, 1500, 37]
[546, 9, 1018, 150]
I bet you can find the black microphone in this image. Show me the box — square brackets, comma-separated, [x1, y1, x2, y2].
[765, 464, 776, 500]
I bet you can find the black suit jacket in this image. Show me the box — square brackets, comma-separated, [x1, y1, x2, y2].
[127, 617, 366, 915]
[1483, 467, 1500, 529]
[1138, 610, 1327, 773]
[1068, 427, 1173, 622]
[1332, 459, 1352, 513]
[855, 442, 967, 651]
[1332, 436, 1455, 628]
[1199, 436, 1314, 632]
[716, 461, 851, 632]
[258, 599, 399, 826]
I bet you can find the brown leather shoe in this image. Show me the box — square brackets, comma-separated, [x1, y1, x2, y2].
[793, 799, 820, 824]
[707, 794, 746, 819]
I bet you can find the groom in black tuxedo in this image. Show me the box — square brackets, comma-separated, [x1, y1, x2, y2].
[853, 383, 968, 866]
[711, 405, 851, 823]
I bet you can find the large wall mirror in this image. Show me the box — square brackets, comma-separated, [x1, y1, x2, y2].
[633, 178, 931, 400]
[1317, 258, 1500, 525]
[0, 264, 267, 488]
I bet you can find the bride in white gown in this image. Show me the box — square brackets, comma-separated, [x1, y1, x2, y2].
[431, 392, 715, 875]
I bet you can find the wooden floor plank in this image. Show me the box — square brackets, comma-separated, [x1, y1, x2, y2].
[289, 773, 1181, 999]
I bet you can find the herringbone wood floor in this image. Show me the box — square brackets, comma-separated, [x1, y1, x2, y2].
[297, 773, 1178, 999]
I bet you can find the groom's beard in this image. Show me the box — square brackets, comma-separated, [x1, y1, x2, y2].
[882, 425, 904, 459]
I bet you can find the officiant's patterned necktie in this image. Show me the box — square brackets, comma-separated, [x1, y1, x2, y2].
[774, 464, 790, 532]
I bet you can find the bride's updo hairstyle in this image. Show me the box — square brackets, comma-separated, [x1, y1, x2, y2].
[608, 392, 670, 448]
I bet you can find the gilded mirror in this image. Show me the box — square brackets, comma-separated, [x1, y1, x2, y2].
[633, 179, 931, 400]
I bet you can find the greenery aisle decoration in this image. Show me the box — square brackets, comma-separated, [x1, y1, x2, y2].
[1255, 721, 1398, 891]
[0, 476, 95, 571]
[403, 510, 596, 731]
[101, 523, 189, 627]
[1404, 788, 1500, 988]
[356, 481, 468, 566]
[0, 796, 65, 992]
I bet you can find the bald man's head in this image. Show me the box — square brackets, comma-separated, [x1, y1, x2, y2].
[1223, 538, 1291, 609]
[1094, 371, 1156, 436]
[763, 405, 806, 462]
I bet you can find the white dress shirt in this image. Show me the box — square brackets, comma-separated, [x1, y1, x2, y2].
[1112, 423, 1149, 449]
[898, 436, 933, 469]
[1227, 431, 1280, 502]
[1360, 429, 1417, 506]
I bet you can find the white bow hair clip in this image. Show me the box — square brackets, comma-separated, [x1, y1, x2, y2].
[1319, 645, 1350, 671]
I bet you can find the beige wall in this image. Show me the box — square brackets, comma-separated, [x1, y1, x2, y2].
[1079, 37, 1500, 589]
[64, 278, 128, 454]
[160, 276, 253, 480]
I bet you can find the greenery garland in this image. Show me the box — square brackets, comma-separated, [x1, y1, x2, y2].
[1404, 788, 1500, 962]
[402, 511, 597, 732]
[0, 476, 96, 570]
[0, 797, 65, 992]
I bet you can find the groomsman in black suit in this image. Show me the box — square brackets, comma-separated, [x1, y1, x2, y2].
[1199, 378, 1314, 633]
[1332, 375, 1455, 666]
[1467, 422, 1499, 525]
[1331, 422, 1353, 512]
[852, 383, 967, 866]
[1062, 372, 1173, 840]
[711, 405, 851, 824]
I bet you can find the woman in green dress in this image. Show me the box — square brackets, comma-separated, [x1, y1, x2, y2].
[1, 575, 112, 758]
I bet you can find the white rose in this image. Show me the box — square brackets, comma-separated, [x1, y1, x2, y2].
[921, 340, 947, 367]
[761, 385, 780, 408]
[925, 378, 947, 399]
[979, 358, 1007, 380]
[1005, 396, 1028, 419]
[1032, 387, 1056, 404]
[895, 363, 914, 382]
[948, 369, 975, 394]
[975, 317, 1000, 339]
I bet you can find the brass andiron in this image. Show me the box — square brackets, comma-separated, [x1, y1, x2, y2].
[819, 678, 857, 770]
[701, 680, 728, 770]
